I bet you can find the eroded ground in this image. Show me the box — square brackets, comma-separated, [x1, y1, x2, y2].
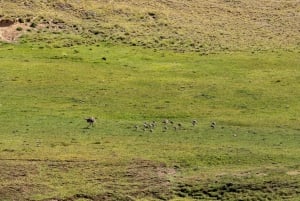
[1, 158, 299, 200]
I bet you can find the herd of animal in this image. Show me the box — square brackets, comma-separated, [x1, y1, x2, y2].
[85, 117, 216, 132]
[134, 119, 217, 132]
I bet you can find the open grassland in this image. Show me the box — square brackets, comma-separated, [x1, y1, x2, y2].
[1, 0, 300, 52]
[0, 40, 299, 200]
[1, 1, 299, 200]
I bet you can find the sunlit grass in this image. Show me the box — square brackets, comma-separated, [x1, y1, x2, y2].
[0, 41, 299, 200]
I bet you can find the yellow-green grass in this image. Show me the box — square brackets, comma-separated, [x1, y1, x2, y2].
[2, 0, 300, 53]
[0, 41, 299, 200]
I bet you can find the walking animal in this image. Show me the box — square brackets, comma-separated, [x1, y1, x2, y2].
[211, 121, 216, 129]
[85, 117, 96, 127]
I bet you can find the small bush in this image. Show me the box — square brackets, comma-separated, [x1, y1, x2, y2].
[16, 27, 23, 31]
[30, 22, 37, 28]
[18, 18, 24, 23]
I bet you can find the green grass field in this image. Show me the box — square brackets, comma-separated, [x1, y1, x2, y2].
[0, 40, 299, 200]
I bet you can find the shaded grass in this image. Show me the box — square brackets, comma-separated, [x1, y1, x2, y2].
[0, 42, 299, 200]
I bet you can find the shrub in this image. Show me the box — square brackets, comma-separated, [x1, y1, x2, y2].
[30, 22, 37, 28]
[18, 18, 24, 23]
[16, 27, 23, 31]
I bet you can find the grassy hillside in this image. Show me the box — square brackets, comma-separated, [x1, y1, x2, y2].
[0, 0, 299, 200]
[1, 0, 300, 52]
[0, 42, 299, 200]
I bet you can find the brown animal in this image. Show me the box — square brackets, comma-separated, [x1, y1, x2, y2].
[85, 117, 96, 127]
[211, 121, 216, 128]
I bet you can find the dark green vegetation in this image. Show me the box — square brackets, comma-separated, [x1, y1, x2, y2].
[0, 41, 299, 200]
[1, 0, 300, 200]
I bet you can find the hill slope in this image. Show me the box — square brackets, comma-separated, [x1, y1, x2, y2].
[1, 0, 299, 52]
[1, 1, 300, 200]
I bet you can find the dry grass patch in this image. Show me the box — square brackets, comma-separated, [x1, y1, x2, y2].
[2, 0, 299, 52]
[125, 159, 177, 199]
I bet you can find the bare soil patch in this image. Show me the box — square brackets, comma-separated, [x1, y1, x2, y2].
[0, 18, 30, 42]
[0, 19, 15, 27]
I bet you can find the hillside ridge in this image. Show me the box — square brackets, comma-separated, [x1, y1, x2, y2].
[1, 0, 299, 52]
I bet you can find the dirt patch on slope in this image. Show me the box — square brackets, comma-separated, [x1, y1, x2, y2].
[0, 19, 30, 42]
[0, 19, 15, 27]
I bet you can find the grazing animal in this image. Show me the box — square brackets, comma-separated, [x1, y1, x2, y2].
[144, 122, 149, 129]
[150, 123, 155, 128]
[211, 121, 216, 129]
[163, 126, 168, 131]
[192, 120, 198, 126]
[162, 119, 169, 124]
[85, 117, 96, 127]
